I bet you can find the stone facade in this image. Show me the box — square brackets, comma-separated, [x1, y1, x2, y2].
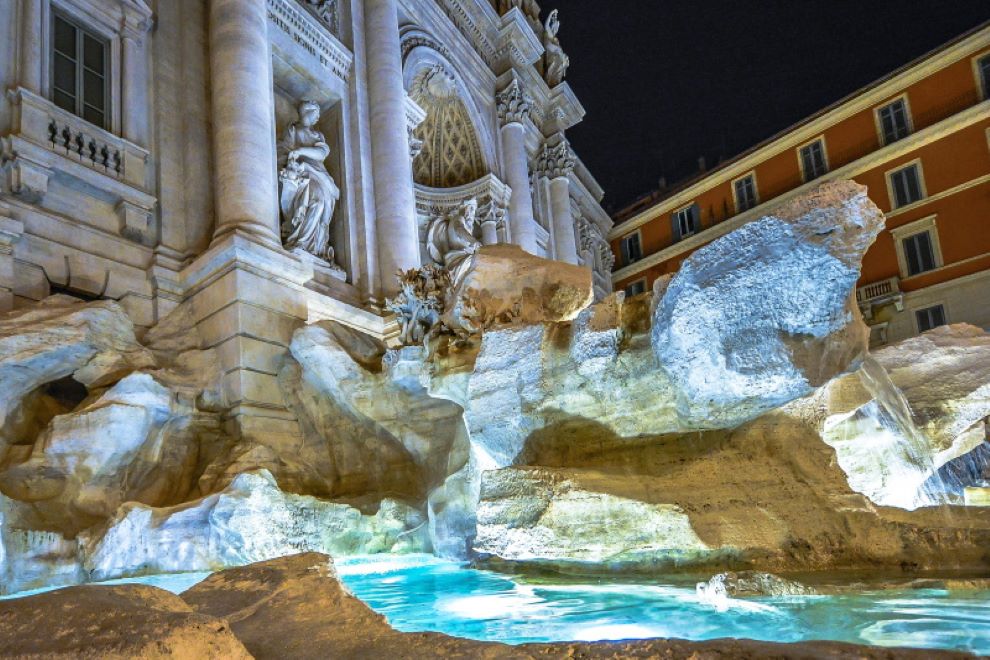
[0, 0, 613, 441]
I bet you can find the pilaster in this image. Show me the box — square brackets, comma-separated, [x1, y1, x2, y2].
[0, 214, 24, 312]
[538, 133, 578, 264]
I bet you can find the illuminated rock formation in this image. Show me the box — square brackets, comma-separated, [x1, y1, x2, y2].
[652, 180, 880, 428]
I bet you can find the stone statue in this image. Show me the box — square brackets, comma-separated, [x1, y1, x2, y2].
[386, 265, 451, 347]
[426, 199, 482, 285]
[543, 9, 569, 87]
[277, 100, 340, 267]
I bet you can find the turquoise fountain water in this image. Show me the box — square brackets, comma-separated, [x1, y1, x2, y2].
[4, 555, 988, 654]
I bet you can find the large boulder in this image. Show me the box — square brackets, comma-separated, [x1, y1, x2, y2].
[0, 583, 252, 658]
[443, 243, 593, 335]
[81, 470, 429, 581]
[652, 181, 882, 428]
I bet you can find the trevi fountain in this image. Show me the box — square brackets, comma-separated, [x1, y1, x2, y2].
[0, 0, 989, 657]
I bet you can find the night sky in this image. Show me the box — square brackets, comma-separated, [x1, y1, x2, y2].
[556, 1, 990, 214]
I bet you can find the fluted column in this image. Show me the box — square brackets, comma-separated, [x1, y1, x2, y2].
[539, 137, 579, 264]
[208, 0, 280, 246]
[19, 0, 43, 93]
[496, 80, 538, 254]
[365, 0, 420, 296]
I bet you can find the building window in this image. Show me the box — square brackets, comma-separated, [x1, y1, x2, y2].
[901, 231, 937, 276]
[672, 204, 700, 240]
[51, 12, 109, 129]
[799, 139, 828, 182]
[620, 232, 642, 265]
[624, 279, 646, 297]
[977, 53, 990, 99]
[733, 174, 758, 213]
[915, 304, 946, 333]
[888, 162, 925, 208]
[876, 98, 911, 145]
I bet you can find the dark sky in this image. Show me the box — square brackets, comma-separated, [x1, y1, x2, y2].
[556, 1, 990, 212]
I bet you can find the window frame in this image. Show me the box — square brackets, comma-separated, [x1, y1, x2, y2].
[885, 159, 927, 210]
[797, 136, 829, 183]
[619, 230, 643, 266]
[50, 9, 111, 130]
[874, 95, 913, 146]
[914, 303, 947, 334]
[672, 203, 698, 239]
[974, 51, 990, 101]
[44, 0, 123, 134]
[731, 171, 759, 214]
[890, 214, 943, 279]
[624, 278, 647, 297]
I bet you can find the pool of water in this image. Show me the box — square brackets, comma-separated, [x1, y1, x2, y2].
[3, 555, 988, 655]
[335, 555, 990, 654]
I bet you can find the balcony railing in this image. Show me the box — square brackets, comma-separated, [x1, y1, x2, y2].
[856, 276, 900, 305]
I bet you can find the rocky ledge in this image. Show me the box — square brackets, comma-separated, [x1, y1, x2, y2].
[0, 553, 970, 660]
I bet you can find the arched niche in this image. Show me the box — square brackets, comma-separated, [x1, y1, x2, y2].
[401, 30, 497, 188]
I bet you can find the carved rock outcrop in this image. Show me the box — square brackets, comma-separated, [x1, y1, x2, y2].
[82, 470, 429, 582]
[653, 181, 882, 428]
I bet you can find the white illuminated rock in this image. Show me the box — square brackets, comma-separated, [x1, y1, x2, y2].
[0, 297, 154, 459]
[82, 470, 429, 581]
[652, 181, 881, 428]
[474, 467, 712, 567]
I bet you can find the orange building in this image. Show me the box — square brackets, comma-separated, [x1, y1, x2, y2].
[610, 22, 990, 346]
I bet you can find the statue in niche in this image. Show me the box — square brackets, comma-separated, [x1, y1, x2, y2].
[543, 9, 569, 87]
[427, 199, 482, 285]
[277, 100, 341, 269]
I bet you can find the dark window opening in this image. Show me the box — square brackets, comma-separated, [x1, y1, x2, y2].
[902, 230, 936, 276]
[916, 304, 946, 333]
[51, 13, 108, 129]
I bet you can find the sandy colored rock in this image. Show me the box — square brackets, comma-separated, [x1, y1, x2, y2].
[653, 181, 880, 428]
[443, 243, 593, 335]
[0, 583, 251, 659]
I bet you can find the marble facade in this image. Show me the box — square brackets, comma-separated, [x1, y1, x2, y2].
[0, 0, 612, 441]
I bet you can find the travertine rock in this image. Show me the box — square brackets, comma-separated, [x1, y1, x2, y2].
[82, 470, 429, 581]
[443, 243, 593, 335]
[821, 324, 990, 508]
[0, 373, 201, 534]
[0, 297, 154, 461]
[653, 181, 881, 428]
[475, 467, 711, 566]
[0, 583, 252, 658]
[703, 571, 818, 597]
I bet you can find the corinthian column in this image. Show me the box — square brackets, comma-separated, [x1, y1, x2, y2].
[364, 0, 420, 296]
[539, 136, 579, 264]
[207, 0, 280, 247]
[496, 79, 538, 255]
[121, 27, 151, 148]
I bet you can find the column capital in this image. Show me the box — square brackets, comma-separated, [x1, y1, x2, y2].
[537, 135, 575, 179]
[496, 79, 532, 127]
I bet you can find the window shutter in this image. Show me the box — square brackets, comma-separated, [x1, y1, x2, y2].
[671, 212, 681, 242]
[690, 203, 701, 232]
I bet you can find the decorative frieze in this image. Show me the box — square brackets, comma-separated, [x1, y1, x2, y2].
[496, 79, 532, 126]
[266, 0, 353, 82]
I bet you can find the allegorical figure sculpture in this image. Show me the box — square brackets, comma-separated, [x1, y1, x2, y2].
[427, 199, 482, 284]
[543, 9, 569, 87]
[386, 265, 451, 347]
[278, 100, 340, 267]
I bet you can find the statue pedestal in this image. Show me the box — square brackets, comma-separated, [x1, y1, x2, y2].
[180, 230, 314, 443]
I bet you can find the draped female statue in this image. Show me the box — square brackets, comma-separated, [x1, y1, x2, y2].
[277, 100, 340, 267]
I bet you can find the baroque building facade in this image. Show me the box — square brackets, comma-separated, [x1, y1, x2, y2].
[611, 22, 990, 347]
[0, 0, 612, 437]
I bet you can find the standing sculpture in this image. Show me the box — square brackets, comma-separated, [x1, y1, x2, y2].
[543, 9, 569, 86]
[277, 100, 341, 268]
[427, 199, 482, 285]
